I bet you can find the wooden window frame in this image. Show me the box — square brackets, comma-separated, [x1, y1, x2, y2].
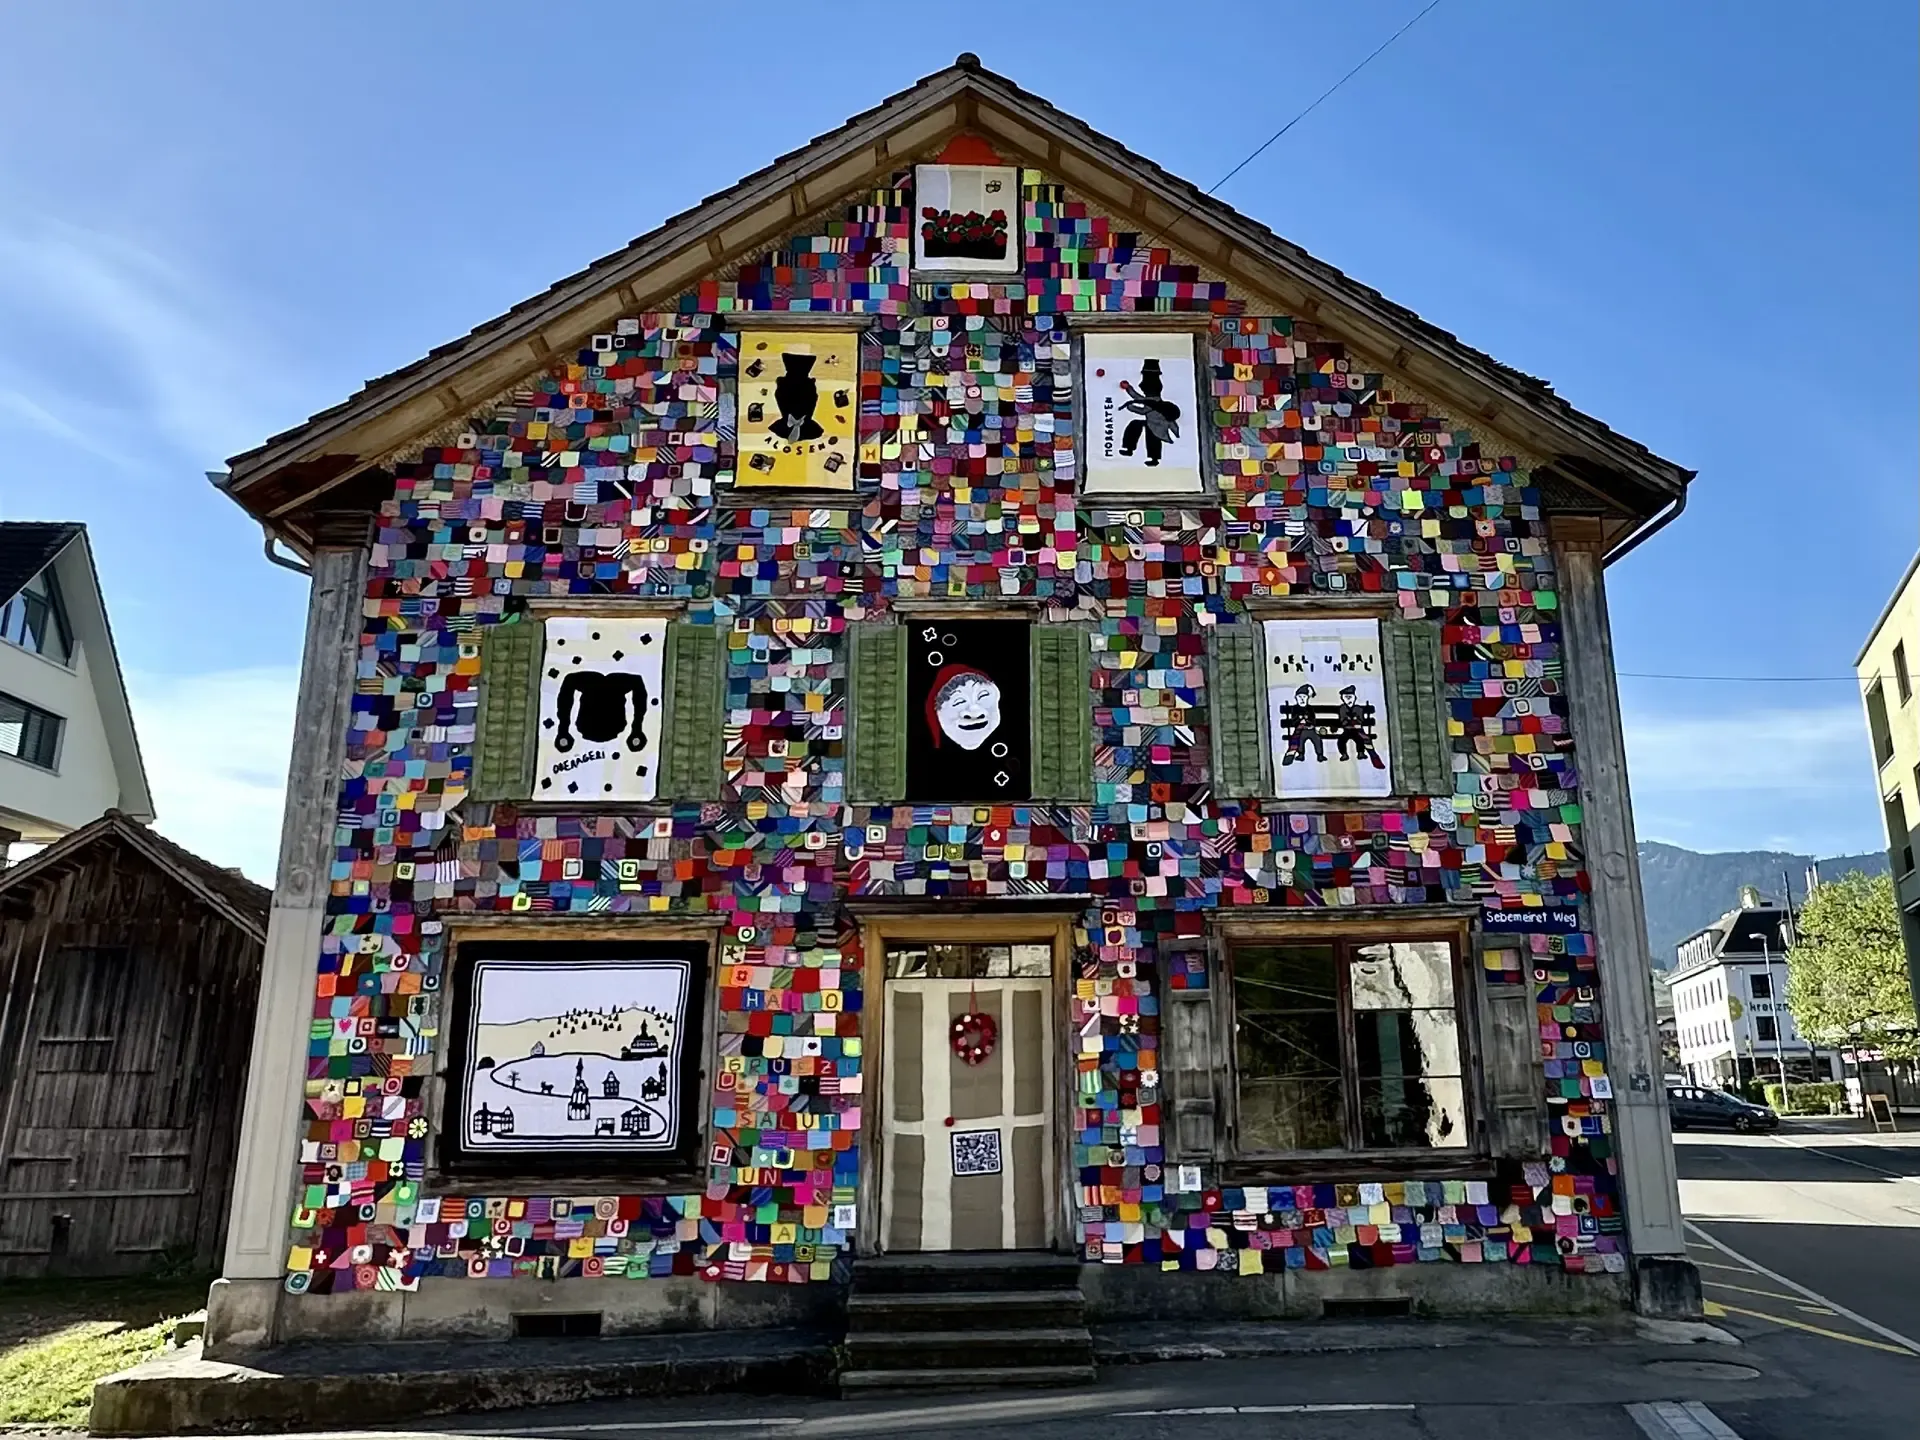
[425, 918, 723, 1195]
[1213, 912, 1489, 1182]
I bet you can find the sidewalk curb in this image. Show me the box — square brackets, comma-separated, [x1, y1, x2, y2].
[1093, 1314, 1734, 1364]
[89, 1332, 836, 1437]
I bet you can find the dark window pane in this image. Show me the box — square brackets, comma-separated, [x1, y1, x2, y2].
[1353, 1007, 1462, 1079]
[1359, 1075, 1466, 1149]
[1239, 1076, 1345, 1151]
[1232, 944, 1344, 1151]
[1233, 943, 1337, 1008]
[0, 691, 61, 768]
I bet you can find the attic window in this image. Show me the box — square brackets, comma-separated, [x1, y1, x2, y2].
[0, 566, 73, 665]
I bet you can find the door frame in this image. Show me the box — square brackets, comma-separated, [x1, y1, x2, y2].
[856, 912, 1076, 1259]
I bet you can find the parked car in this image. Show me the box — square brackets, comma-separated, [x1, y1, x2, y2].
[1666, 1085, 1780, 1133]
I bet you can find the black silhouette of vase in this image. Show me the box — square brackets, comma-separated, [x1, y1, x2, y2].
[769, 353, 823, 441]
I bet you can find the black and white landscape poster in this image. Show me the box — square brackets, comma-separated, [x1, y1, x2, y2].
[460, 954, 695, 1157]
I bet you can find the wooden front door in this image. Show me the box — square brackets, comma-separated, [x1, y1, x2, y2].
[879, 939, 1056, 1252]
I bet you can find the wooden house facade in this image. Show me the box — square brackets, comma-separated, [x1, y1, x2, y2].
[0, 812, 267, 1277]
[200, 57, 1702, 1357]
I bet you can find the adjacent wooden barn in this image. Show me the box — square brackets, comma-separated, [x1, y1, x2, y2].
[0, 811, 267, 1277]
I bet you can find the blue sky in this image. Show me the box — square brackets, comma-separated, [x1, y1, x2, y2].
[1, 1, 1913, 879]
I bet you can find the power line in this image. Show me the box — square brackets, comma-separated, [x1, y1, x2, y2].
[1140, 0, 1447, 253]
[1618, 673, 1865, 684]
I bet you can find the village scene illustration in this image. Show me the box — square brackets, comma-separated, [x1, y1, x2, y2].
[461, 957, 692, 1154]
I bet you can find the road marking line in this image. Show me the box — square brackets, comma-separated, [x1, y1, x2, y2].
[1626, 1400, 1744, 1440]
[1766, 1134, 1920, 1185]
[1689, 1258, 1759, 1273]
[1703, 1278, 1833, 1310]
[1704, 1299, 1915, 1356]
[458, 1422, 803, 1434]
[1686, 1220, 1920, 1355]
[1113, 1404, 1415, 1416]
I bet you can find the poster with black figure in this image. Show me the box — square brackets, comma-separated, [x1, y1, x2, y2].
[1083, 332, 1204, 494]
[905, 620, 1030, 802]
[534, 616, 667, 801]
[1262, 617, 1393, 799]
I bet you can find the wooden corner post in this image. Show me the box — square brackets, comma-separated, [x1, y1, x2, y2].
[1548, 515, 1699, 1317]
[205, 520, 372, 1354]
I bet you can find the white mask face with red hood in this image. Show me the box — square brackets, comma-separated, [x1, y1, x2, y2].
[928, 667, 1002, 751]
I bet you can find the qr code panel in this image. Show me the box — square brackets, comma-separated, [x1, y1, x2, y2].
[950, 1128, 1003, 1177]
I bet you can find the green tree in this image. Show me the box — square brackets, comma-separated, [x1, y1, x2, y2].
[1787, 871, 1918, 1060]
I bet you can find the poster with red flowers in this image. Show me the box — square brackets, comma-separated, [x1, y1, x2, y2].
[914, 164, 1019, 274]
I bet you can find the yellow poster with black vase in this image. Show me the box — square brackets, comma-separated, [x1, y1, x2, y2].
[734, 330, 857, 489]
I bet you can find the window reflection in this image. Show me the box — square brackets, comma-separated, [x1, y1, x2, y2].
[885, 942, 1051, 979]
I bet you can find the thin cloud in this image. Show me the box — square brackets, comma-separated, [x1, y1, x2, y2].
[0, 214, 299, 466]
[1623, 703, 1883, 856]
[124, 666, 296, 884]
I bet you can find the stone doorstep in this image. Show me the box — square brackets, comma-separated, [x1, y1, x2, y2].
[87, 1330, 837, 1439]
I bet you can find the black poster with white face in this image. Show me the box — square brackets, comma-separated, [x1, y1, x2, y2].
[905, 620, 1030, 802]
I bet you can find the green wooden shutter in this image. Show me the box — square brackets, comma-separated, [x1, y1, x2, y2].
[1386, 617, 1451, 796]
[472, 617, 543, 801]
[660, 620, 725, 801]
[1029, 627, 1092, 802]
[1208, 625, 1268, 798]
[847, 623, 906, 803]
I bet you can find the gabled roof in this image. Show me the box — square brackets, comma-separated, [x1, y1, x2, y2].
[217, 54, 1692, 561]
[0, 521, 83, 606]
[0, 522, 154, 825]
[0, 810, 270, 942]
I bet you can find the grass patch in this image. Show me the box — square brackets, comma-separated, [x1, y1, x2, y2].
[0, 1275, 209, 1429]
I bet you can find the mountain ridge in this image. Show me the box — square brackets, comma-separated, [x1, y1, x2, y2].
[1636, 840, 1889, 968]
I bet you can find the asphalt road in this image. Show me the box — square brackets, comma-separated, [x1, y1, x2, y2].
[1672, 1124, 1920, 1436]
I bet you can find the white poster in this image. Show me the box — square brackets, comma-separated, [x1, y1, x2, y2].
[463, 957, 693, 1155]
[1082, 332, 1204, 494]
[914, 164, 1019, 274]
[1263, 617, 1392, 798]
[533, 616, 667, 802]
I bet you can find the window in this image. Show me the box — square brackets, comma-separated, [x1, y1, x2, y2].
[1755, 1016, 1779, 1043]
[1885, 789, 1914, 876]
[1228, 935, 1467, 1155]
[1208, 613, 1452, 802]
[0, 692, 62, 769]
[846, 618, 1091, 804]
[1749, 972, 1772, 1000]
[1897, 642, 1912, 704]
[0, 566, 72, 664]
[1868, 680, 1895, 768]
[439, 938, 710, 1177]
[471, 612, 722, 804]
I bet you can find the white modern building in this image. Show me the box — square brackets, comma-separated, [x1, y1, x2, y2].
[0, 522, 151, 860]
[1669, 888, 1834, 1089]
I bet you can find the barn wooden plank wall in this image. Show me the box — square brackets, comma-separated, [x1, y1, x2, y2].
[0, 833, 264, 1277]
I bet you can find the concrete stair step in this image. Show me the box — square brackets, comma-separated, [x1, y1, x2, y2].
[851, 1252, 1083, 1294]
[839, 1364, 1096, 1395]
[844, 1327, 1095, 1371]
[846, 1289, 1086, 1331]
